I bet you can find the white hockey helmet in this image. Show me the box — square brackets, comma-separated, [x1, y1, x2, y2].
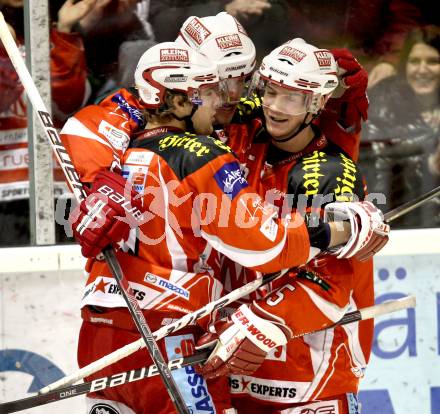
[134, 41, 220, 108]
[176, 12, 256, 79]
[254, 38, 339, 115]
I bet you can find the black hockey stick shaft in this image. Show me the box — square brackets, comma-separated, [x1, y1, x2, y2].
[0, 351, 211, 413]
[0, 13, 189, 414]
[0, 296, 415, 413]
[383, 184, 440, 223]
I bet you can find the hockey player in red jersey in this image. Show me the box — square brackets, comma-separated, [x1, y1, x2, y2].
[68, 38, 388, 413]
[59, 11, 367, 187]
[175, 12, 371, 296]
[68, 39, 381, 414]
[195, 39, 388, 414]
[176, 12, 368, 163]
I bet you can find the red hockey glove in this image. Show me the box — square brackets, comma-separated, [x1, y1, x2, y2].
[329, 48, 369, 124]
[196, 304, 291, 379]
[324, 201, 390, 261]
[69, 170, 144, 258]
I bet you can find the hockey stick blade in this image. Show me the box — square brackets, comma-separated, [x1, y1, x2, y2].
[1, 296, 415, 413]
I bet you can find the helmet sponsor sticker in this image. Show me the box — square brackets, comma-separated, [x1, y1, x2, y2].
[215, 34, 242, 50]
[225, 64, 246, 72]
[279, 46, 306, 62]
[184, 17, 212, 45]
[314, 50, 333, 67]
[164, 74, 188, 83]
[269, 66, 289, 77]
[160, 48, 189, 62]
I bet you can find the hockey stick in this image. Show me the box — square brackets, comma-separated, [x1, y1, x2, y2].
[39, 269, 287, 393]
[0, 13, 190, 414]
[38, 183, 440, 393]
[383, 184, 440, 223]
[0, 295, 416, 413]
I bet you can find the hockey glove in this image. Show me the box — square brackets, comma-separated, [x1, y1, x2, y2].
[69, 170, 144, 258]
[324, 201, 390, 261]
[196, 304, 291, 379]
[329, 48, 369, 124]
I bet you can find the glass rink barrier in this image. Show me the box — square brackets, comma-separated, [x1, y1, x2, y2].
[0, 229, 439, 413]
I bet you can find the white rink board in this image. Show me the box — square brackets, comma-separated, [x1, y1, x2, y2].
[0, 228, 439, 413]
[0, 268, 86, 413]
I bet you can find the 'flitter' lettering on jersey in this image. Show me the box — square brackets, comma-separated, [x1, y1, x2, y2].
[301, 150, 327, 195]
[158, 135, 211, 157]
[334, 152, 358, 201]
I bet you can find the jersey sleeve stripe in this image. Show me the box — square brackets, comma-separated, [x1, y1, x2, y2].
[297, 281, 349, 322]
[61, 117, 112, 149]
[200, 228, 287, 268]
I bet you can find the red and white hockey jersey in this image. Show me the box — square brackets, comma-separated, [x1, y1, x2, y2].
[79, 128, 313, 331]
[60, 88, 146, 184]
[222, 111, 374, 407]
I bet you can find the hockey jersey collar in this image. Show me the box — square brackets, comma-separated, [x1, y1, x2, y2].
[132, 126, 185, 144]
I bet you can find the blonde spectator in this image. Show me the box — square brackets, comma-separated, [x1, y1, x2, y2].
[360, 26, 440, 228]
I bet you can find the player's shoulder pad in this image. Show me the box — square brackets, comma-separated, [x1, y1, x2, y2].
[132, 132, 233, 180]
[290, 148, 365, 201]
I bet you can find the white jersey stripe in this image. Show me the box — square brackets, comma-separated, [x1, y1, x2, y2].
[200, 227, 288, 268]
[61, 117, 112, 149]
[297, 281, 350, 322]
[157, 158, 189, 277]
[342, 296, 367, 369]
[302, 329, 335, 401]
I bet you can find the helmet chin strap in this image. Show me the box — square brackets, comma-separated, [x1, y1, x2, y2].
[271, 112, 320, 143]
[171, 105, 198, 133]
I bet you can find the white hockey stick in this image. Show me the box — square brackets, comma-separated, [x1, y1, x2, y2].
[39, 270, 286, 393]
[1, 295, 416, 413]
[0, 13, 190, 413]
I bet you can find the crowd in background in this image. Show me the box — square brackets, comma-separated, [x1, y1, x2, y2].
[0, 0, 439, 246]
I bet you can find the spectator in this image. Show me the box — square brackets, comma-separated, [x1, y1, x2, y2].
[70, 0, 154, 98]
[147, 0, 425, 88]
[0, 0, 90, 245]
[360, 25, 440, 228]
[272, 1, 421, 88]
